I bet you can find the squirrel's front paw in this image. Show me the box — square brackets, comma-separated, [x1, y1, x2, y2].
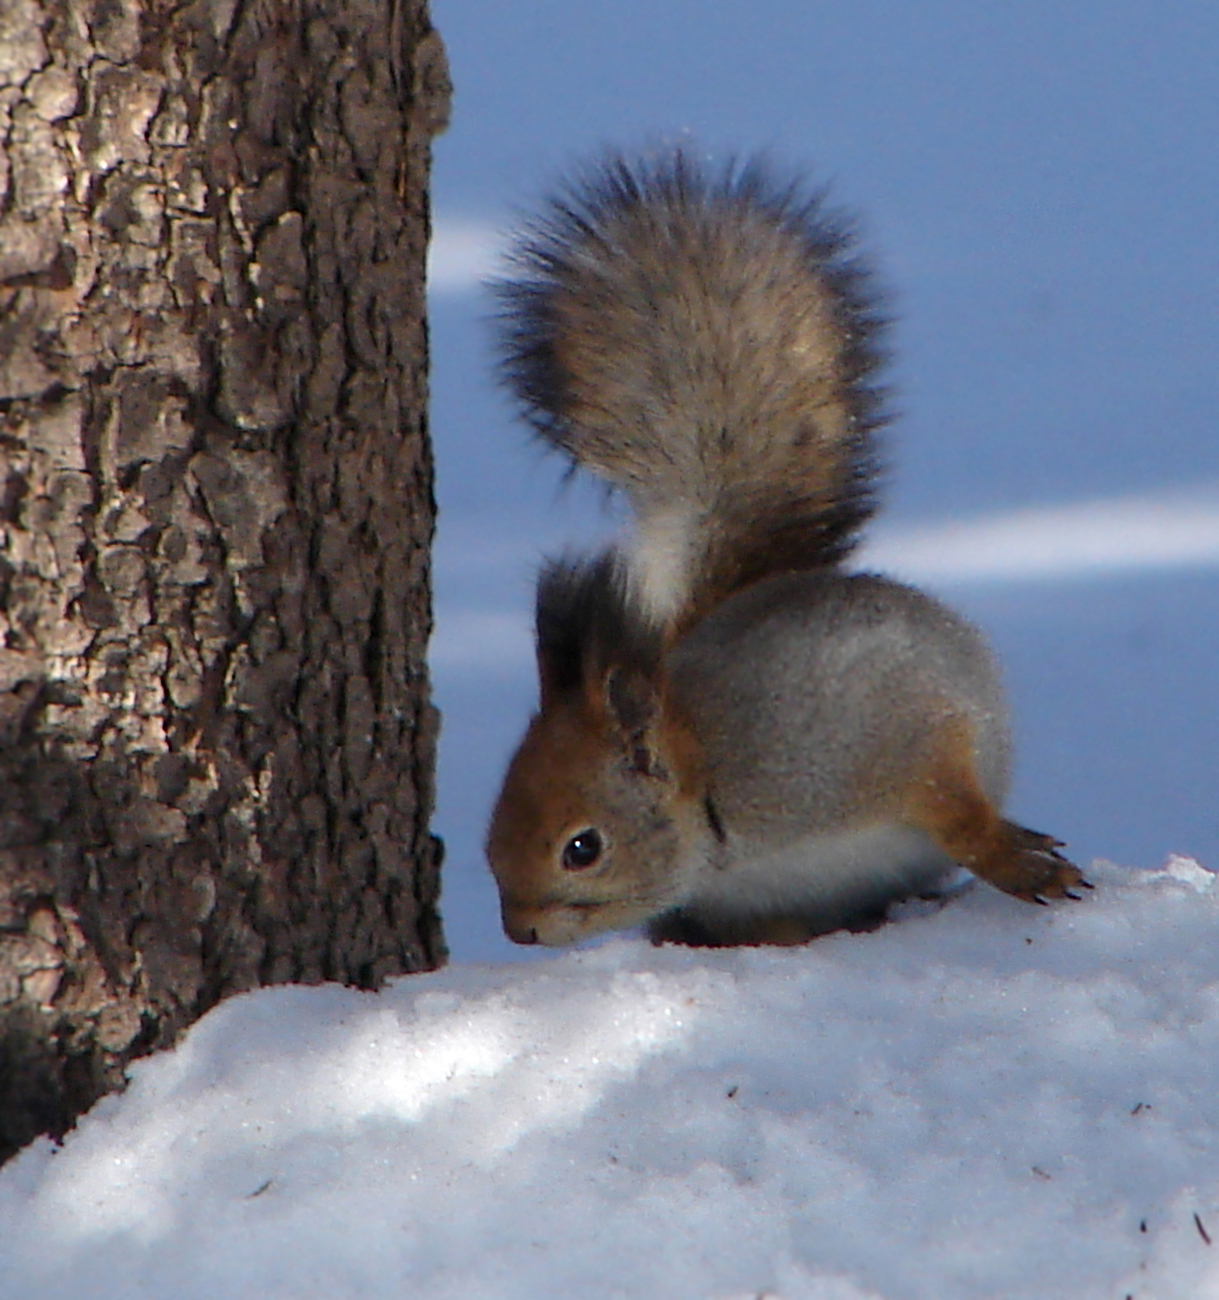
[984, 823, 1092, 904]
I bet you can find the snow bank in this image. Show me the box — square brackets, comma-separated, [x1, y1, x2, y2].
[427, 219, 504, 294]
[862, 489, 1219, 584]
[1, 859, 1217, 1300]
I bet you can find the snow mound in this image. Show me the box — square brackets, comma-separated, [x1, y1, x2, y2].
[1, 859, 1217, 1300]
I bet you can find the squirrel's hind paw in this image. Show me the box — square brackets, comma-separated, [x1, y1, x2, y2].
[989, 823, 1092, 904]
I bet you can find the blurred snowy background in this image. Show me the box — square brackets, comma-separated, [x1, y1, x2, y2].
[426, 0, 1218, 962]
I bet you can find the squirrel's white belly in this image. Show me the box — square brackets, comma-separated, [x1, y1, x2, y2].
[689, 821, 955, 925]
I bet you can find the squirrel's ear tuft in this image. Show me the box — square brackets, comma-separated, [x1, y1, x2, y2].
[536, 637, 568, 711]
[535, 549, 664, 709]
[535, 555, 612, 706]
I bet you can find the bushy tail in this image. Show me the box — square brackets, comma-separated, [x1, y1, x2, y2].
[495, 148, 888, 630]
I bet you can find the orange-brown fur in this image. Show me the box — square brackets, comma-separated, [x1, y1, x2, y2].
[904, 718, 1086, 902]
[487, 553, 713, 946]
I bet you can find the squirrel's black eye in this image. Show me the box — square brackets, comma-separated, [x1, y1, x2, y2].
[561, 828, 603, 871]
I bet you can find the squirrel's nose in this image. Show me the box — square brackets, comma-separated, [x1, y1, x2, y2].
[501, 908, 540, 945]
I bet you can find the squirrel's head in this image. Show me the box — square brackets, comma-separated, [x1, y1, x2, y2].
[485, 555, 708, 946]
[486, 662, 706, 946]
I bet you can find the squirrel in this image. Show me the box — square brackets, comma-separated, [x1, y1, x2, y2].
[484, 149, 1088, 947]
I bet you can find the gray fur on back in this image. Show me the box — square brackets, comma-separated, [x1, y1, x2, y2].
[669, 571, 1011, 846]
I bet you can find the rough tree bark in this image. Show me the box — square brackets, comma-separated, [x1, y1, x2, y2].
[0, 0, 451, 1162]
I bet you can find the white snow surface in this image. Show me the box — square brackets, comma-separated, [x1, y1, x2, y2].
[2, 859, 1218, 1300]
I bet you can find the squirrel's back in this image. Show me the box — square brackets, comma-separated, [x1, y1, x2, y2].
[496, 151, 888, 630]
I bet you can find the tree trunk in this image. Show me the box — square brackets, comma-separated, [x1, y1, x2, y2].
[0, 0, 450, 1162]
